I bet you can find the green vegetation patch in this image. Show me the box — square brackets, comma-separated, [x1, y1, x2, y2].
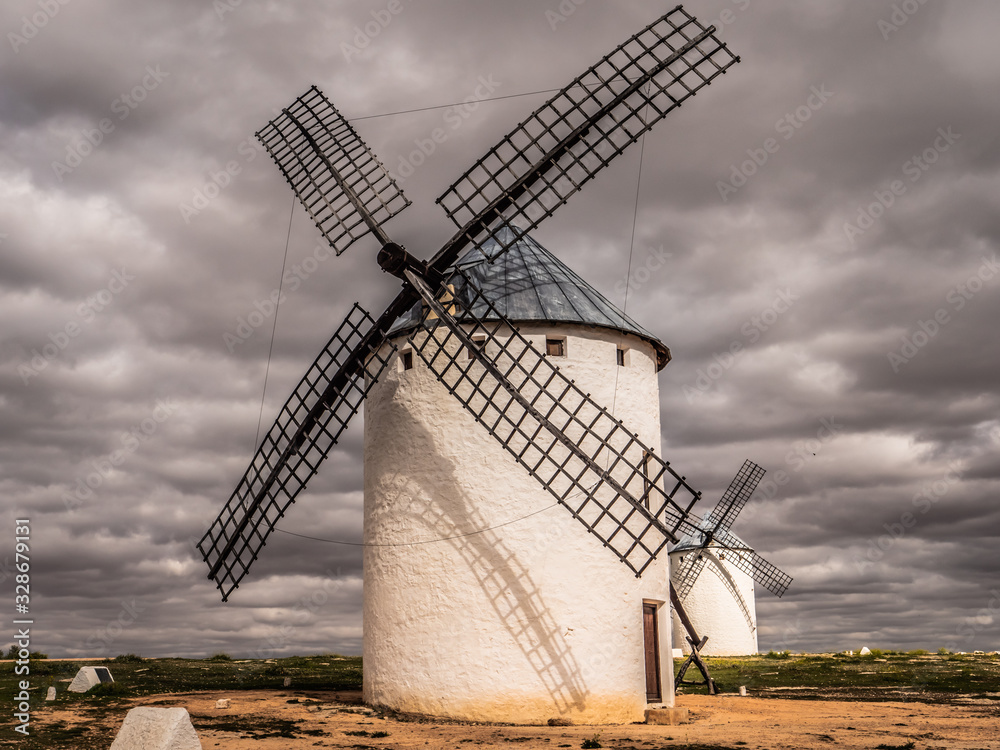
[678, 651, 1000, 702]
[0, 653, 362, 740]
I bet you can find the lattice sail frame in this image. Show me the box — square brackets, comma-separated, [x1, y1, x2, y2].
[257, 85, 410, 256]
[673, 536, 792, 602]
[672, 552, 707, 601]
[404, 269, 702, 577]
[714, 529, 793, 597]
[673, 537, 791, 599]
[703, 459, 765, 535]
[198, 304, 395, 600]
[435, 5, 739, 260]
[671, 460, 792, 599]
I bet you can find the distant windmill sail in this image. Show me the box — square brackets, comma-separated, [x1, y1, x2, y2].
[672, 460, 793, 600]
[703, 459, 765, 534]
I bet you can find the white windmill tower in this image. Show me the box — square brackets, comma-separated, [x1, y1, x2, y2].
[364, 226, 679, 723]
[199, 7, 751, 724]
[669, 462, 792, 660]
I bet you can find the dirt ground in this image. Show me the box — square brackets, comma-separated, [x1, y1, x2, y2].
[29, 688, 1000, 749]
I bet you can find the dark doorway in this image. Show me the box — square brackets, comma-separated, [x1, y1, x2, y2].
[643, 602, 662, 702]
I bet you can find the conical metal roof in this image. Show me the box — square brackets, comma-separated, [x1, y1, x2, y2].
[670, 521, 754, 554]
[391, 226, 671, 369]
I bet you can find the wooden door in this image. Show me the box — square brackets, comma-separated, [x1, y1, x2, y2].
[643, 602, 662, 702]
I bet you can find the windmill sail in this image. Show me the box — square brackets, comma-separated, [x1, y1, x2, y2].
[198, 304, 396, 600]
[404, 269, 702, 577]
[257, 86, 410, 256]
[433, 5, 739, 263]
[672, 550, 707, 601]
[714, 529, 793, 597]
[703, 459, 765, 535]
[672, 522, 793, 599]
[671, 459, 792, 599]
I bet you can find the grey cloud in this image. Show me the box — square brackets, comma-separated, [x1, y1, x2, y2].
[1, 0, 997, 658]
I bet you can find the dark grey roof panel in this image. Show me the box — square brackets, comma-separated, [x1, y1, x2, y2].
[391, 226, 670, 368]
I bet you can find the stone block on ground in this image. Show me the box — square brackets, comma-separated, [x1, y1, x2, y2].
[46, 686, 56, 701]
[110, 707, 202, 750]
[645, 707, 689, 725]
[67, 666, 114, 693]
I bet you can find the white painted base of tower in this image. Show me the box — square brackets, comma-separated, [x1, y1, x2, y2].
[669, 549, 758, 656]
[364, 326, 673, 724]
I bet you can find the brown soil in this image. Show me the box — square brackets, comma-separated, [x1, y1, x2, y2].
[28, 689, 1000, 749]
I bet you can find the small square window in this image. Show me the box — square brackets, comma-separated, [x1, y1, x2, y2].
[546, 338, 565, 357]
[401, 350, 413, 371]
[466, 336, 486, 360]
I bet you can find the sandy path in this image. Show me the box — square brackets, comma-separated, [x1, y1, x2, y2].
[30, 688, 999, 749]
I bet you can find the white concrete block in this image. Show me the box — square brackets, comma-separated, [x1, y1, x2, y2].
[110, 707, 202, 750]
[46, 687, 56, 701]
[68, 666, 114, 693]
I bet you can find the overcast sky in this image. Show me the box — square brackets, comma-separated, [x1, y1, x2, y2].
[2, 0, 998, 660]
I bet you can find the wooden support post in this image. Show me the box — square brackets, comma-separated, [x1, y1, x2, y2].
[670, 584, 718, 695]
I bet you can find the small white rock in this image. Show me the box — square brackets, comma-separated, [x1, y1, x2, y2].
[215, 699, 230, 709]
[46, 687, 56, 701]
[859, 646, 871, 655]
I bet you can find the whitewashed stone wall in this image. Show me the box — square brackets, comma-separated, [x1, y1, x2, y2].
[669, 547, 758, 656]
[363, 324, 674, 724]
